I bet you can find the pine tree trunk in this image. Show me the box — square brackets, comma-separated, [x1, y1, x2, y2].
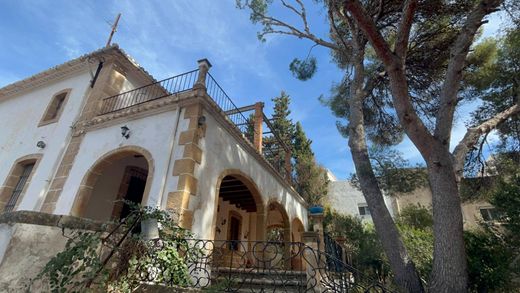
[347, 48, 424, 292]
[383, 64, 469, 292]
[427, 150, 468, 292]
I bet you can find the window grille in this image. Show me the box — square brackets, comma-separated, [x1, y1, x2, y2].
[479, 207, 502, 222]
[358, 205, 370, 216]
[4, 163, 34, 212]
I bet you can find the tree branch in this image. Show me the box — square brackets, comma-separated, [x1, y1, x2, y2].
[328, 4, 352, 52]
[434, 0, 503, 146]
[452, 104, 520, 176]
[245, 1, 343, 51]
[342, 0, 397, 67]
[343, 0, 436, 159]
[395, 0, 417, 60]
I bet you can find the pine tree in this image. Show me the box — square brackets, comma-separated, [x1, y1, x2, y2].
[264, 91, 294, 172]
[292, 122, 328, 205]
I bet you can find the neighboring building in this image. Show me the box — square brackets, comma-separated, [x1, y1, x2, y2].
[326, 176, 396, 222]
[0, 45, 309, 289]
[326, 171, 496, 230]
[393, 184, 494, 230]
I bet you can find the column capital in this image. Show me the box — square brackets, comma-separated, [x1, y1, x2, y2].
[197, 58, 212, 69]
[194, 58, 212, 90]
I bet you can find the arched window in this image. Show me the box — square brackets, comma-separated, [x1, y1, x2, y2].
[38, 89, 71, 126]
[0, 155, 41, 212]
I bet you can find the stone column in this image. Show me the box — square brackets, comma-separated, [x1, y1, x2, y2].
[309, 212, 325, 252]
[253, 102, 264, 153]
[194, 58, 212, 90]
[284, 150, 292, 183]
[302, 231, 324, 292]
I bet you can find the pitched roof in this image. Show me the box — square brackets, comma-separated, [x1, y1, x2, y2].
[0, 44, 157, 99]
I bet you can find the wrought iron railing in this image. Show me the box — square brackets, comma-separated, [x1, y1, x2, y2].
[99, 69, 199, 114]
[134, 239, 392, 292]
[205, 72, 256, 142]
[323, 232, 346, 273]
[98, 69, 292, 184]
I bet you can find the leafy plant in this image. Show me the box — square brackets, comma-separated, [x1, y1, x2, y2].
[32, 203, 193, 292]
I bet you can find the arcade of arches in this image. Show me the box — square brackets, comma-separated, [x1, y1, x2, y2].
[68, 153, 305, 248]
[213, 174, 304, 247]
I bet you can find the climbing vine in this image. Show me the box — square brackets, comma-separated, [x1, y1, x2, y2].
[31, 203, 193, 292]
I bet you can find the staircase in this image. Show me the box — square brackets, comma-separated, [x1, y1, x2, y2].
[134, 239, 392, 292]
[211, 267, 306, 292]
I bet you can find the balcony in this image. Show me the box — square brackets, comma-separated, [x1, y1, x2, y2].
[98, 64, 292, 185]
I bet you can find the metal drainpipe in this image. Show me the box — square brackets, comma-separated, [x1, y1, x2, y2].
[158, 106, 182, 209]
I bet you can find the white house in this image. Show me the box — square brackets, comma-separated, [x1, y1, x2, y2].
[0, 45, 308, 243]
[326, 173, 396, 222]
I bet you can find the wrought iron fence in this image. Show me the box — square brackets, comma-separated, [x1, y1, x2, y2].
[134, 239, 392, 292]
[99, 69, 199, 114]
[323, 232, 346, 273]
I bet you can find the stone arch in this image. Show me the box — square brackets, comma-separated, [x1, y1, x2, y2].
[291, 217, 305, 243]
[70, 145, 154, 221]
[266, 199, 291, 242]
[0, 154, 43, 212]
[211, 169, 266, 242]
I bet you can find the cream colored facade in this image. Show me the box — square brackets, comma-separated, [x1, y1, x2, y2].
[394, 186, 492, 230]
[326, 174, 491, 230]
[0, 45, 308, 242]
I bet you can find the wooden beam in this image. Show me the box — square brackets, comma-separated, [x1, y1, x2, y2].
[224, 104, 257, 116]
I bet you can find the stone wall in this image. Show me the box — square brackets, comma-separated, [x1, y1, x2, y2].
[0, 211, 105, 292]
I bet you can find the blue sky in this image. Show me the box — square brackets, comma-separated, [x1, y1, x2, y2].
[0, 1, 505, 179]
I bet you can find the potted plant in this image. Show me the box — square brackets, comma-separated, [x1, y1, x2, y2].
[307, 193, 324, 214]
[308, 204, 324, 214]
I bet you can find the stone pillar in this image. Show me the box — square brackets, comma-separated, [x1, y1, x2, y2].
[167, 102, 204, 230]
[254, 210, 267, 241]
[194, 58, 212, 90]
[253, 102, 264, 153]
[309, 212, 325, 252]
[284, 150, 292, 183]
[302, 231, 325, 292]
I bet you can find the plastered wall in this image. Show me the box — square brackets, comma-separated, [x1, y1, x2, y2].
[54, 109, 181, 215]
[0, 71, 92, 211]
[191, 110, 308, 239]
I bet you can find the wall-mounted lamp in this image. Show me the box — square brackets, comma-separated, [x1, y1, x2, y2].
[121, 125, 130, 139]
[198, 115, 206, 127]
[36, 141, 46, 149]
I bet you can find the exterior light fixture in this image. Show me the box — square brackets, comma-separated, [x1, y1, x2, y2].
[121, 125, 130, 139]
[36, 141, 46, 149]
[198, 115, 206, 127]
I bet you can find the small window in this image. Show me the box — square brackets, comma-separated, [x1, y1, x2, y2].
[479, 207, 502, 222]
[39, 90, 70, 126]
[4, 163, 34, 212]
[358, 205, 370, 216]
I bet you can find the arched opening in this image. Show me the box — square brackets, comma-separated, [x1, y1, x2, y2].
[291, 217, 304, 243]
[214, 174, 265, 242]
[0, 154, 42, 212]
[212, 173, 265, 267]
[264, 200, 291, 269]
[291, 217, 306, 271]
[266, 201, 290, 242]
[71, 147, 153, 222]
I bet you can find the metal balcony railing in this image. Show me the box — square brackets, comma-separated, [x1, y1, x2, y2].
[98, 68, 292, 184]
[205, 72, 255, 142]
[99, 69, 199, 115]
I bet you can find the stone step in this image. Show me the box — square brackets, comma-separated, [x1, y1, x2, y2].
[211, 277, 305, 293]
[214, 267, 306, 277]
[209, 268, 307, 292]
